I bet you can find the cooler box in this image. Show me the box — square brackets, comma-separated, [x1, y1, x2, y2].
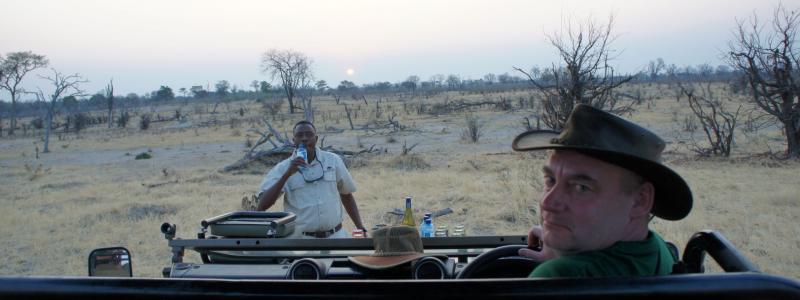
[201, 211, 296, 238]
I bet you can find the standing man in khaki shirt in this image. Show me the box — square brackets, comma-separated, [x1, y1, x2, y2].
[257, 121, 367, 238]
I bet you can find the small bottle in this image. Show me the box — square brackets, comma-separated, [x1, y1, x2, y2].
[424, 213, 434, 230]
[401, 196, 416, 227]
[296, 144, 308, 169]
[420, 217, 433, 237]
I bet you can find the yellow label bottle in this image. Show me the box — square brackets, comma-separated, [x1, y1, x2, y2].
[401, 196, 416, 227]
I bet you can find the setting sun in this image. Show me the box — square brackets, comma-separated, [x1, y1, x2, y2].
[346, 68, 355, 76]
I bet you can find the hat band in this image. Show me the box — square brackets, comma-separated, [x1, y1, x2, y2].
[373, 251, 422, 257]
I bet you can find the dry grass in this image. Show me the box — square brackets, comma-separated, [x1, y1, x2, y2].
[0, 83, 798, 279]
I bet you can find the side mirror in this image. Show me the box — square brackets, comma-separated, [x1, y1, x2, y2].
[88, 247, 132, 277]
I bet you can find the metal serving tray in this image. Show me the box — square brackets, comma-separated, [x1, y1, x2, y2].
[201, 211, 296, 238]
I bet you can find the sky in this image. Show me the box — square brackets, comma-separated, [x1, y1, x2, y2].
[0, 0, 787, 99]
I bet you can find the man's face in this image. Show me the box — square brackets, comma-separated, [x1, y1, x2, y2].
[538, 150, 641, 254]
[293, 124, 317, 148]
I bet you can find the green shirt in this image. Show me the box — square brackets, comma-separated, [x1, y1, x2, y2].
[529, 231, 675, 278]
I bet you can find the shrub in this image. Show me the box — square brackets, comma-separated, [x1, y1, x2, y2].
[139, 114, 151, 130]
[229, 117, 241, 129]
[389, 154, 430, 170]
[72, 113, 91, 133]
[461, 114, 484, 143]
[117, 111, 130, 128]
[262, 98, 285, 116]
[134, 152, 152, 160]
[30, 118, 44, 129]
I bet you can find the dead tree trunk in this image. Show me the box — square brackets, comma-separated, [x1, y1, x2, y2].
[301, 90, 314, 122]
[43, 100, 55, 153]
[344, 104, 354, 130]
[106, 79, 114, 128]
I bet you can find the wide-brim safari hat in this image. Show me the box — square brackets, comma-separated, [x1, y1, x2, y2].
[348, 225, 429, 270]
[512, 104, 692, 221]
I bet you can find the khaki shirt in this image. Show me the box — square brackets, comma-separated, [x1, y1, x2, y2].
[259, 148, 356, 238]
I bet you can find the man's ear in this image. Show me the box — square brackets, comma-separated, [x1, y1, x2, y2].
[631, 182, 655, 218]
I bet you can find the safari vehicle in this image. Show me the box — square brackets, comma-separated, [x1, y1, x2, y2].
[3, 211, 798, 300]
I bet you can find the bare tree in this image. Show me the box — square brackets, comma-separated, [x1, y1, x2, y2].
[429, 74, 445, 88]
[728, 4, 800, 158]
[215, 80, 230, 97]
[446, 74, 461, 90]
[514, 15, 633, 130]
[0, 51, 49, 135]
[36, 69, 86, 153]
[250, 80, 260, 93]
[483, 73, 496, 85]
[315, 80, 328, 92]
[401, 75, 419, 91]
[676, 81, 743, 157]
[647, 58, 666, 81]
[106, 79, 114, 128]
[343, 104, 354, 130]
[299, 87, 315, 122]
[261, 49, 313, 114]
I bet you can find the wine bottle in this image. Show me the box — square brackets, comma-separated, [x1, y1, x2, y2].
[401, 196, 416, 227]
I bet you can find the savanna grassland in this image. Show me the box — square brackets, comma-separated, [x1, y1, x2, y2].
[1, 83, 798, 279]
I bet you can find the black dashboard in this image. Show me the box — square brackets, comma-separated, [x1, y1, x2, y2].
[167, 255, 537, 280]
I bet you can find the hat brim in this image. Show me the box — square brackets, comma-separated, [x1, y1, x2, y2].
[348, 253, 427, 270]
[513, 130, 692, 221]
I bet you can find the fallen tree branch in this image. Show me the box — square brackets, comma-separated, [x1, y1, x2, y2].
[142, 179, 179, 188]
[222, 144, 382, 173]
[262, 117, 292, 145]
[222, 144, 294, 172]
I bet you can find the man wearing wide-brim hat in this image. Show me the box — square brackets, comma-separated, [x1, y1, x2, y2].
[513, 104, 692, 277]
